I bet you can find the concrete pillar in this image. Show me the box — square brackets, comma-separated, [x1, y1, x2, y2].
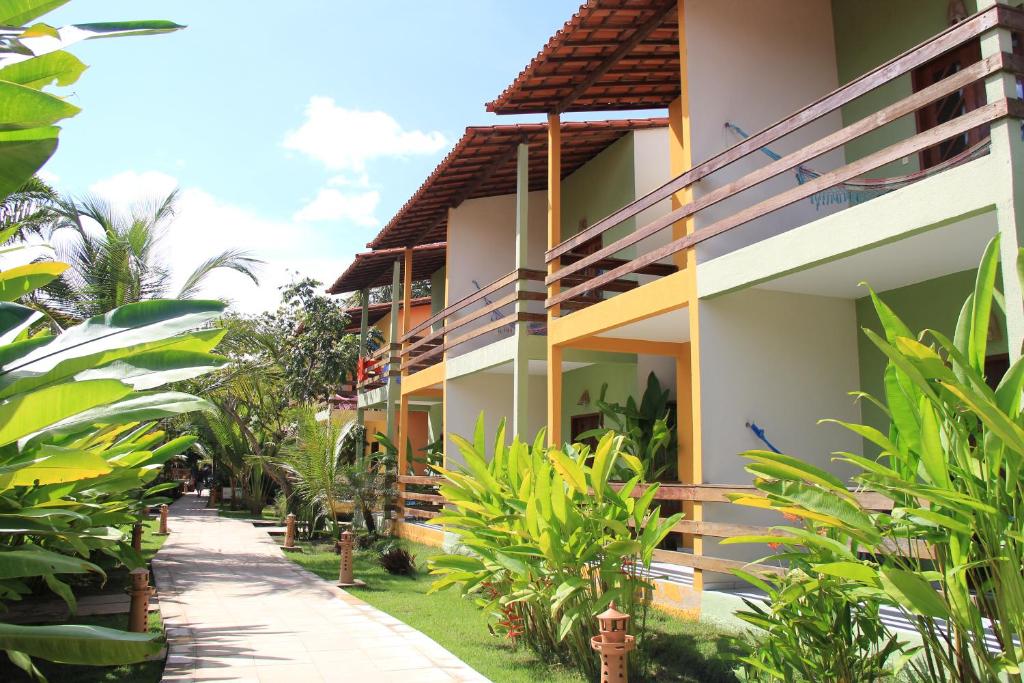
[126, 568, 151, 633]
[979, 8, 1024, 360]
[546, 113, 562, 446]
[385, 260, 401, 440]
[512, 141, 531, 440]
[357, 288, 369, 434]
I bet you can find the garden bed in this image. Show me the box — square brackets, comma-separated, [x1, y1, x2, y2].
[285, 538, 742, 683]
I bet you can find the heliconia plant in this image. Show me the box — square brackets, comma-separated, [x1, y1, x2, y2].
[725, 235, 1024, 683]
[428, 415, 682, 680]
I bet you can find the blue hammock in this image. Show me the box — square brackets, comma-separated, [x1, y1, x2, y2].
[724, 121, 991, 210]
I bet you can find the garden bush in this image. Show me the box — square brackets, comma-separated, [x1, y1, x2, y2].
[727, 235, 1024, 682]
[428, 415, 681, 680]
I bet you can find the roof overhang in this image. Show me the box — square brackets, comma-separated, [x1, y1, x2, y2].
[487, 0, 680, 115]
[341, 296, 433, 330]
[326, 242, 446, 295]
[367, 118, 668, 250]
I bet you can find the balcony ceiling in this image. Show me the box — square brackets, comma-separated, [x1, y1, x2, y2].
[366, 118, 667, 250]
[487, 0, 680, 115]
[326, 243, 446, 295]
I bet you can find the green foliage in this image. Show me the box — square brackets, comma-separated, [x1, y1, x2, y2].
[375, 540, 417, 576]
[0, 1, 182, 202]
[726, 537, 905, 682]
[585, 371, 678, 480]
[39, 191, 260, 322]
[273, 277, 358, 403]
[428, 414, 682, 680]
[274, 408, 353, 537]
[730, 235, 1024, 682]
[0, 271, 226, 674]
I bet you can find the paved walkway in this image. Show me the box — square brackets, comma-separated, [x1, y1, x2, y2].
[154, 493, 487, 682]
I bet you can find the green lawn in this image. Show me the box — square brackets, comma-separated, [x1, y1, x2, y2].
[287, 539, 741, 683]
[216, 502, 279, 521]
[0, 519, 169, 683]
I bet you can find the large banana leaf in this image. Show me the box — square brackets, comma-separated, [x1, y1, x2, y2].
[0, 1, 69, 26]
[0, 328, 226, 396]
[1, 299, 225, 374]
[28, 391, 215, 444]
[0, 547, 103, 580]
[0, 49, 85, 89]
[0, 126, 58, 200]
[2, 20, 184, 69]
[0, 379, 131, 447]
[0, 80, 79, 131]
[0, 623, 160, 665]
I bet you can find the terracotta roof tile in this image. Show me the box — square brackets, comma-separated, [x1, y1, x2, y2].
[487, 0, 679, 115]
[366, 117, 667, 250]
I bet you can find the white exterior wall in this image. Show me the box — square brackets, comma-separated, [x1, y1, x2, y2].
[445, 190, 547, 356]
[632, 128, 676, 282]
[685, 0, 846, 262]
[444, 369, 546, 467]
[696, 287, 863, 586]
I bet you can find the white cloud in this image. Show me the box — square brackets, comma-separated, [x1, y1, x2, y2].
[327, 172, 371, 188]
[293, 188, 379, 225]
[88, 170, 178, 207]
[282, 97, 447, 172]
[86, 171, 357, 314]
[37, 169, 60, 186]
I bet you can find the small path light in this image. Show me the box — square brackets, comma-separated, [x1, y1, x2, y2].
[131, 521, 143, 552]
[155, 504, 170, 536]
[337, 530, 365, 587]
[592, 601, 635, 683]
[126, 567, 153, 633]
[280, 513, 302, 553]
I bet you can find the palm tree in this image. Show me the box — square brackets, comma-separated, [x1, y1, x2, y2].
[0, 176, 58, 238]
[39, 189, 261, 320]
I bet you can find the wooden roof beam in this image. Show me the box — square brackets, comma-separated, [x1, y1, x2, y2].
[554, 0, 677, 113]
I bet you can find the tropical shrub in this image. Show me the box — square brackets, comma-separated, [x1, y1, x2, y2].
[585, 371, 677, 480]
[376, 541, 417, 576]
[275, 407, 351, 537]
[727, 235, 1024, 682]
[428, 415, 682, 680]
[727, 533, 905, 683]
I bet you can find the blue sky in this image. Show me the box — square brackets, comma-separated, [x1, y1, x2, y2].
[41, 1, 590, 312]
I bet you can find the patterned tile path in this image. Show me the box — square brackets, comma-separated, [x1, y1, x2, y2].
[154, 493, 487, 682]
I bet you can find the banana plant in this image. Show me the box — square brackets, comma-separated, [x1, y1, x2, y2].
[428, 414, 681, 680]
[0, 241, 227, 679]
[0, 1, 182, 202]
[726, 235, 1024, 682]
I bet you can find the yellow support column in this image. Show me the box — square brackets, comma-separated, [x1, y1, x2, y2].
[546, 112, 562, 446]
[671, 0, 704, 610]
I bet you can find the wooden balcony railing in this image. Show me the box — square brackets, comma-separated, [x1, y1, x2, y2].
[356, 342, 396, 391]
[394, 478, 931, 578]
[545, 4, 1024, 314]
[398, 269, 546, 374]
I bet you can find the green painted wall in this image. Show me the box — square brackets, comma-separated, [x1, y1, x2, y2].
[428, 402, 443, 444]
[831, 0, 978, 178]
[431, 266, 446, 331]
[561, 361, 637, 441]
[561, 133, 636, 247]
[856, 268, 1006, 437]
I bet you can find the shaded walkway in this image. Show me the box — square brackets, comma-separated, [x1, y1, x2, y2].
[154, 493, 487, 682]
